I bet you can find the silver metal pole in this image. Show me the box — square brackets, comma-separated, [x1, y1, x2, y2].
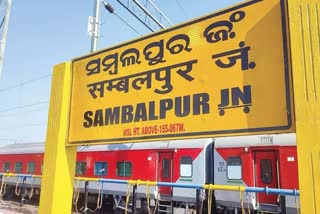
[90, 0, 101, 52]
[0, 0, 12, 79]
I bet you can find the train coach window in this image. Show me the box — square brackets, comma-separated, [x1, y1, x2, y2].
[27, 162, 36, 174]
[75, 162, 87, 175]
[180, 157, 193, 177]
[162, 159, 169, 179]
[14, 162, 22, 173]
[116, 162, 132, 177]
[94, 162, 108, 176]
[261, 159, 272, 184]
[227, 157, 242, 180]
[3, 162, 10, 172]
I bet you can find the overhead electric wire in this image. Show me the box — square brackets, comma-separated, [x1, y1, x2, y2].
[145, 0, 173, 26]
[174, 0, 188, 19]
[0, 123, 46, 130]
[113, 11, 142, 36]
[0, 107, 48, 118]
[132, 0, 165, 29]
[103, 2, 142, 36]
[0, 138, 40, 143]
[115, 0, 154, 32]
[0, 17, 4, 29]
[0, 74, 51, 93]
[0, 100, 48, 113]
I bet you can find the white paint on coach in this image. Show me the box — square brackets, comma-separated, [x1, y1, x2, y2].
[215, 133, 296, 148]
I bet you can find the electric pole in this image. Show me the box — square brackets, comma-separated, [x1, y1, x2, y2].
[0, 0, 12, 79]
[89, 0, 101, 52]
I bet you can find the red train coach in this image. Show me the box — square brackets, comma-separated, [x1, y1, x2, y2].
[0, 133, 299, 213]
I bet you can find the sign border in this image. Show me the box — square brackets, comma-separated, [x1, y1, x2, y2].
[69, 0, 293, 145]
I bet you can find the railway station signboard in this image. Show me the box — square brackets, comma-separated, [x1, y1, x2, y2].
[68, 0, 294, 145]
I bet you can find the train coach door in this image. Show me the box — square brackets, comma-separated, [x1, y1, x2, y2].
[158, 152, 173, 195]
[254, 151, 278, 205]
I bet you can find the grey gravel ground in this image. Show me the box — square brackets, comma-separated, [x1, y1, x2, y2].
[0, 200, 38, 214]
[0, 199, 105, 214]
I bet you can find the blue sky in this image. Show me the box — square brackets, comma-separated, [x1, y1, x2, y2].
[0, 0, 242, 143]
